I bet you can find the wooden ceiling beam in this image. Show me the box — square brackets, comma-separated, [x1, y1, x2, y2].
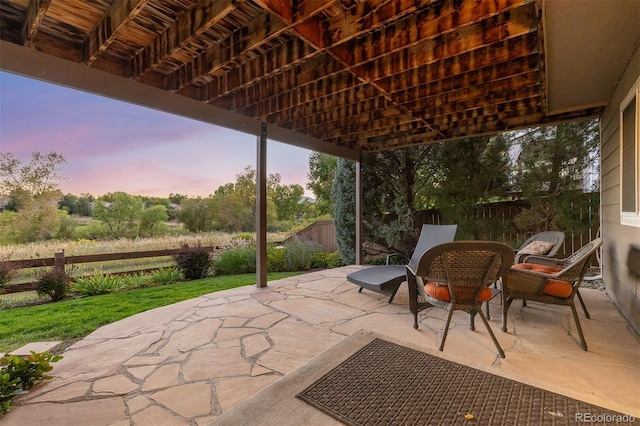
[306, 85, 542, 140]
[263, 83, 382, 124]
[189, 0, 339, 96]
[85, 0, 150, 66]
[209, 37, 317, 98]
[402, 73, 541, 112]
[218, 2, 535, 138]
[369, 33, 539, 90]
[206, 0, 439, 99]
[322, 0, 440, 46]
[167, 11, 290, 91]
[346, 3, 536, 76]
[131, 0, 240, 80]
[208, 55, 350, 111]
[274, 61, 540, 132]
[220, 32, 537, 115]
[303, 87, 541, 142]
[21, 0, 51, 48]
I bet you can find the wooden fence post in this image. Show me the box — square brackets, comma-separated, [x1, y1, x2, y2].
[54, 251, 65, 273]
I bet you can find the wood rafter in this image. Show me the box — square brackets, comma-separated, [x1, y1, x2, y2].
[21, 0, 51, 47]
[132, 0, 241, 80]
[85, 0, 150, 66]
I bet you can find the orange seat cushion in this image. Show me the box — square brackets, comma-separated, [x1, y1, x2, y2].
[512, 263, 573, 298]
[542, 279, 574, 298]
[424, 281, 493, 302]
[512, 263, 562, 274]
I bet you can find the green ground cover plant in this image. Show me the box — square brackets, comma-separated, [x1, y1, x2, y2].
[0, 272, 300, 354]
[1, 351, 62, 415]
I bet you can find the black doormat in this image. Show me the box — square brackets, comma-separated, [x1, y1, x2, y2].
[297, 338, 633, 425]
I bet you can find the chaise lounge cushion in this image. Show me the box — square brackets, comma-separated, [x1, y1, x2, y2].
[511, 263, 573, 298]
[424, 281, 493, 302]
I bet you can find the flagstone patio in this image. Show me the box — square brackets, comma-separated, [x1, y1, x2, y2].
[2, 266, 639, 425]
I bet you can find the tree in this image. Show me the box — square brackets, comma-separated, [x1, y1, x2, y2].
[0, 151, 66, 202]
[268, 173, 305, 221]
[512, 119, 600, 233]
[0, 152, 66, 241]
[331, 158, 357, 264]
[361, 145, 437, 255]
[168, 193, 188, 205]
[431, 134, 511, 239]
[177, 197, 216, 232]
[139, 205, 169, 237]
[307, 152, 337, 216]
[92, 192, 144, 238]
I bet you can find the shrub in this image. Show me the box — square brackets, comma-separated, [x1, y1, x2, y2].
[149, 267, 182, 285]
[0, 255, 18, 289]
[214, 246, 256, 275]
[0, 351, 62, 415]
[70, 274, 122, 296]
[284, 237, 323, 271]
[121, 272, 152, 289]
[267, 245, 286, 272]
[310, 251, 342, 269]
[173, 244, 213, 280]
[36, 269, 70, 302]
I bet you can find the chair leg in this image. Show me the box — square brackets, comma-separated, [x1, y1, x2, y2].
[478, 310, 505, 358]
[469, 311, 475, 331]
[358, 287, 363, 293]
[576, 290, 590, 319]
[413, 312, 419, 329]
[502, 298, 514, 332]
[387, 283, 401, 304]
[570, 303, 588, 351]
[485, 279, 502, 320]
[439, 308, 455, 352]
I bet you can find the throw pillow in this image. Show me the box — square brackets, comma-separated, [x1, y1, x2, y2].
[519, 240, 555, 256]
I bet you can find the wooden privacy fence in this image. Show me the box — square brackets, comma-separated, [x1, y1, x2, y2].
[1, 246, 218, 295]
[285, 220, 337, 252]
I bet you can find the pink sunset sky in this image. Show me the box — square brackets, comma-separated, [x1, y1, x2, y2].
[0, 71, 314, 198]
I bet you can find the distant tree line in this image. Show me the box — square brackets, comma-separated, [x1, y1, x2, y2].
[0, 154, 317, 244]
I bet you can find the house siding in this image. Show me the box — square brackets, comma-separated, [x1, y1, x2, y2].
[600, 43, 640, 333]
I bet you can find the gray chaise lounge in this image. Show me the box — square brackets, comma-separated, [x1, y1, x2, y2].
[347, 224, 457, 302]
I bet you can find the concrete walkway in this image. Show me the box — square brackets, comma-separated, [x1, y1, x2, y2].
[3, 266, 639, 425]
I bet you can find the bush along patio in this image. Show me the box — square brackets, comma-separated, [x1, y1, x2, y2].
[1, 351, 62, 415]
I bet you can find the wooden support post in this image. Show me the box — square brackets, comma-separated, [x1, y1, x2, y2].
[256, 123, 268, 288]
[355, 156, 363, 265]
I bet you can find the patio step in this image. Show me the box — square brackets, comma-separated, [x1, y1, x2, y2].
[1, 341, 62, 358]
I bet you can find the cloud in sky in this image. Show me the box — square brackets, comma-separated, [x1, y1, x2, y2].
[0, 72, 314, 198]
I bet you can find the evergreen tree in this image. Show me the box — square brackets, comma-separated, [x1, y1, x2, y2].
[331, 158, 356, 264]
[361, 145, 437, 256]
[512, 119, 599, 233]
[431, 134, 511, 239]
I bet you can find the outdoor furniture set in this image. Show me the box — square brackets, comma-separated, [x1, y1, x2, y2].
[347, 226, 601, 357]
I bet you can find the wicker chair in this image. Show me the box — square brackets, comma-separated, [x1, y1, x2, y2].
[407, 241, 514, 358]
[502, 238, 602, 351]
[514, 231, 565, 264]
[485, 231, 565, 319]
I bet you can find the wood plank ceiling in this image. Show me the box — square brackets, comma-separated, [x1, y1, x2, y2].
[0, 0, 602, 152]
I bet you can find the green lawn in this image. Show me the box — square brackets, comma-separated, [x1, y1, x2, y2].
[0, 272, 300, 354]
